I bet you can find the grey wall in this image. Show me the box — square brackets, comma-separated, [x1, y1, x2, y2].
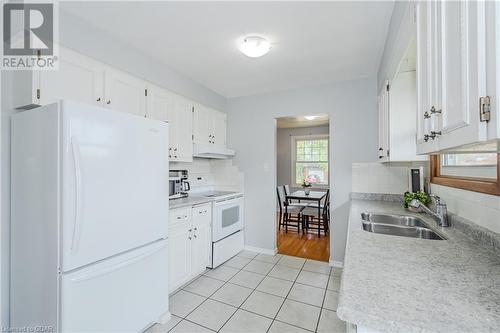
[277, 125, 329, 187]
[377, 1, 414, 92]
[226, 78, 378, 263]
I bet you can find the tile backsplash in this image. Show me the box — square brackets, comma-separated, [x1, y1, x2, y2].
[352, 162, 429, 194]
[171, 158, 244, 194]
[431, 184, 500, 234]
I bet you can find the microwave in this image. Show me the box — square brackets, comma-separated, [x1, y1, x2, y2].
[169, 170, 190, 200]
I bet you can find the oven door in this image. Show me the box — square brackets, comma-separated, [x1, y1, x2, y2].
[213, 196, 244, 242]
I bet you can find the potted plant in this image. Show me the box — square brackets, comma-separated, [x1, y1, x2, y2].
[403, 191, 431, 210]
[301, 177, 315, 195]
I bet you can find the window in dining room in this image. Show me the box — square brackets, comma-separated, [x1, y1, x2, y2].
[292, 135, 329, 186]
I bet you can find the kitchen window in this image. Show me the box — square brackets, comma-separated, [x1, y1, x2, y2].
[292, 135, 329, 187]
[430, 142, 500, 195]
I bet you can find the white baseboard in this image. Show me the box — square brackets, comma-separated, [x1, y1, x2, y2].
[329, 259, 344, 268]
[244, 245, 277, 256]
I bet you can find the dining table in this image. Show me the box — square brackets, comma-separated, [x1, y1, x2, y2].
[286, 190, 327, 221]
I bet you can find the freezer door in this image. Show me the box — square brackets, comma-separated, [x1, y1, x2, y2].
[60, 100, 169, 271]
[60, 240, 169, 332]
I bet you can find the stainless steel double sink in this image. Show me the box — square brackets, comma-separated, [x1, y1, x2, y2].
[361, 212, 446, 240]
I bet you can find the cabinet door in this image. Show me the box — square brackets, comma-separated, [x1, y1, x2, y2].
[168, 223, 192, 293]
[416, 0, 440, 154]
[191, 204, 212, 275]
[104, 68, 147, 117]
[174, 95, 194, 162]
[39, 48, 104, 107]
[192, 104, 210, 145]
[211, 110, 227, 147]
[436, 0, 487, 149]
[146, 85, 176, 159]
[378, 84, 389, 162]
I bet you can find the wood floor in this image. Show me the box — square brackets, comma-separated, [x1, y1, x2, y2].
[277, 217, 330, 262]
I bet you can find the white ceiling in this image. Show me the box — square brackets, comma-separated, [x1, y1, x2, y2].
[277, 115, 330, 129]
[61, 1, 394, 98]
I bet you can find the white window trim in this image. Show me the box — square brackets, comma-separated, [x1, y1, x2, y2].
[291, 134, 330, 188]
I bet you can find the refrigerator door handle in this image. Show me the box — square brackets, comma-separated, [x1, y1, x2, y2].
[71, 136, 83, 254]
[69, 242, 166, 282]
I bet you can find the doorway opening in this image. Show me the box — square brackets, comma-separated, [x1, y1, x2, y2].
[275, 115, 330, 262]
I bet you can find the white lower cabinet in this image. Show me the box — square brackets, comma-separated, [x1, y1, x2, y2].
[168, 203, 212, 293]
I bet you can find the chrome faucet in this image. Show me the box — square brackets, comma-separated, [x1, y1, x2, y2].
[409, 195, 449, 227]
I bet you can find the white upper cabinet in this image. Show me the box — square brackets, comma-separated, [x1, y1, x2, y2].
[146, 85, 193, 162]
[104, 68, 147, 117]
[416, 0, 490, 153]
[378, 72, 428, 162]
[436, 0, 487, 150]
[211, 109, 227, 147]
[173, 95, 194, 162]
[193, 104, 227, 147]
[36, 48, 105, 107]
[146, 84, 174, 122]
[192, 104, 211, 145]
[416, 1, 440, 154]
[16, 47, 232, 160]
[378, 83, 389, 162]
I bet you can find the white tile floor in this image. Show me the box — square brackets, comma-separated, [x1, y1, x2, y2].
[147, 251, 345, 333]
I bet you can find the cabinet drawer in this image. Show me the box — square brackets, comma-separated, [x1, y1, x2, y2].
[192, 203, 212, 225]
[169, 207, 191, 227]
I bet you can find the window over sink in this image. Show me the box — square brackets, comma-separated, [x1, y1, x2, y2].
[431, 142, 499, 196]
[292, 135, 329, 187]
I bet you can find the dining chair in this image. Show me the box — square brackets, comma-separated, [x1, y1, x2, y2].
[284, 184, 292, 203]
[277, 185, 304, 233]
[301, 189, 330, 236]
[284, 184, 309, 208]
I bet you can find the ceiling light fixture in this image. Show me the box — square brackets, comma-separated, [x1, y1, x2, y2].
[239, 36, 271, 58]
[304, 116, 319, 120]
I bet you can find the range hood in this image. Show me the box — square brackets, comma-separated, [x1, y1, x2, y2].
[193, 143, 236, 159]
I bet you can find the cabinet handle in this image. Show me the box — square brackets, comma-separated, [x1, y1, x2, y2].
[378, 147, 383, 151]
[106, 100, 111, 105]
[424, 111, 430, 119]
[430, 130, 442, 137]
[188, 229, 192, 232]
[194, 227, 197, 231]
[169, 147, 172, 151]
[177, 216, 182, 219]
[188, 236, 192, 240]
[174, 148, 177, 151]
[96, 97, 101, 102]
[174, 155, 178, 158]
[430, 106, 442, 114]
[424, 134, 430, 142]
[193, 234, 197, 238]
[169, 155, 172, 158]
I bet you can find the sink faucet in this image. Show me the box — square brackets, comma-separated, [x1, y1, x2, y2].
[409, 195, 449, 227]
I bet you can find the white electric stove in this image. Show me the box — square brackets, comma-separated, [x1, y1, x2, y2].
[197, 191, 244, 268]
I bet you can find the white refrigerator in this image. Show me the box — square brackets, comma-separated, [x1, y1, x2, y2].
[10, 100, 170, 332]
